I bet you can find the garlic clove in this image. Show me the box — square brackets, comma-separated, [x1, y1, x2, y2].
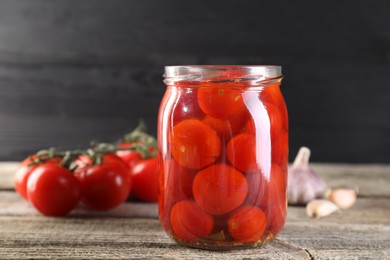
[288, 147, 327, 205]
[326, 188, 357, 209]
[306, 199, 338, 218]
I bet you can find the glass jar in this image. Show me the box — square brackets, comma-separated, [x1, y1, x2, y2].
[157, 65, 288, 250]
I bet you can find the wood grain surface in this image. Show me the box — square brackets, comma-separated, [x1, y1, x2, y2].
[1, 163, 390, 259]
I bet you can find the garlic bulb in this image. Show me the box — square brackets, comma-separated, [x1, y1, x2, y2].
[306, 199, 339, 218]
[326, 188, 357, 209]
[288, 147, 327, 205]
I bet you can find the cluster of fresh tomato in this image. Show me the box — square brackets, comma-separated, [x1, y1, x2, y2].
[159, 77, 288, 246]
[14, 123, 159, 217]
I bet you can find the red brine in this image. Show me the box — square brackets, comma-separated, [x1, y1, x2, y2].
[158, 66, 288, 249]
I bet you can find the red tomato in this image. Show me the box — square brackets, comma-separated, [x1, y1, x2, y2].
[227, 134, 257, 173]
[228, 206, 267, 243]
[260, 83, 282, 105]
[271, 130, 289, 166]
[159, 160, 196, 232]
[197, 84, 244, 119]
[170, 200, 214, 243]
[242, 101, 287, 164]
[74, 154, 131, 210]
[193, 164, 248, 215]
[170, 119, 221, 170]
[267, 197, 287, 236]
[202, 111, 247, 140]
[14, 156, 61, 200]
[73, 153, 128, 169]
[245, 171, 265, 206]
[260, 83, 288, 131]
[131, 157, 159, 202]
[172, 88, 204, 123]
[256, 164, 287, 235]
[243, 102, 283, 138]
[115, 142, 143, 168]
[27, 163, 81, 216]
[164, 159, 195, 201]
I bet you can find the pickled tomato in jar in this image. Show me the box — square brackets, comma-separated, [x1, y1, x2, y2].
[158, 66, 288, 249]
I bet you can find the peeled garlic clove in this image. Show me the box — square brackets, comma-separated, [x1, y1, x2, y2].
[326, 188, 357, 209]
[288, 147, 327, 205]
[306, 199, 339, 218]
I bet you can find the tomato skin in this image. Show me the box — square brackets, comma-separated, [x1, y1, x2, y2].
[202, 111, 247, 141]
[193, 164, 248, 215]
[131, 157, 159, 202]
[272, 130, 289, 166]
[14, 156, 61, 200]
[197, 84, 244, 119]
[172, 87, 204, 123]
[170, 200, 214, 243]
[260, 83, 288, 132]
[227, 134, 257, 173]
[74, 154, 128, 169]
[164, 159, 195, 201]
[74, 154, 131, 210]
[15, 157, 40, 200]
[115, 142, 143, 168]
[245, 171, 265, 206]
[228, 206, 267, 243]
[256, 164, 287, 236]
[27, 163, 81, 216]
[170, 119, 221, 170]
[242, 101, 287, 165]
[159, 158, 196, 230]
[260, 83, 283, 105]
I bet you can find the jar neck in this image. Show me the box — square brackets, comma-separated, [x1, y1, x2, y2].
[165, 78, 282, 90]
[164, 65, 282, 86]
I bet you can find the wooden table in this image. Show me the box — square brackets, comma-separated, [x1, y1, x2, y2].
[1, 163, 389, 259]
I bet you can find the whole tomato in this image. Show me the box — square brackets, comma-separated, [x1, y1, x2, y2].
[27, 163, 81, 216]
[228, 206, 267, 243]
[192, 164, 248, 215]
[170, 200, 214, 243]
[14, 156, 61, 200]
[131, 157, 159, 202]
[170, 119, 221, 170]
[197, 83, 244, 119]
[74, 154, 131, 210]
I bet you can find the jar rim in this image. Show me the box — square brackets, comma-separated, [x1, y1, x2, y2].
[164, 65, 282, 83]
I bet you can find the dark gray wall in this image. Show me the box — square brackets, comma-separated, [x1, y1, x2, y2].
[0, 0, 389, 162]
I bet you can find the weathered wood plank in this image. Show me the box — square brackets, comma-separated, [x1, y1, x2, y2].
[0, 191, 158, 218]
[0, 216, 310, 259]
[1, 191, 389, 259]
[1, 164, 390, 259]
[312, 163, 390, 198]
[0, 162, 16, 190]
[279, 197, 390, 259]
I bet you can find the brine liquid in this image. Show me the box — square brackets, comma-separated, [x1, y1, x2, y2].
[158, 81, 288, 249]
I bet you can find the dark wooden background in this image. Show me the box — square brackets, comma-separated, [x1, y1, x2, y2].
[0, 0, 389, 163]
